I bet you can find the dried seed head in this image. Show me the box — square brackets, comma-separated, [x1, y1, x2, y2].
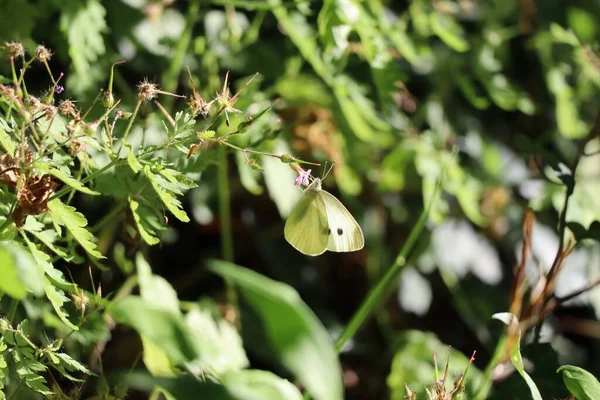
[2, 41, 24, 58]
[35, 45, 53, 62]
[188, 93, 213, 118]
[0, 84, 17, 102]
[137, 78, 159, 101]
[58, 99, 79, 118]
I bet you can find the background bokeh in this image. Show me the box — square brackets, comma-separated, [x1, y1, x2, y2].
[2, 0, 600, 399]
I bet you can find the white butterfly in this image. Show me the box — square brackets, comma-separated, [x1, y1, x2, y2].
[284, 177, 364, 256]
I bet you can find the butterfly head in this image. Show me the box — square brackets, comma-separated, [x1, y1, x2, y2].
[305, 177, 322, 192]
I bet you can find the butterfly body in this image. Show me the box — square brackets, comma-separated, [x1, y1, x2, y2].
[284, 178, 364, 256]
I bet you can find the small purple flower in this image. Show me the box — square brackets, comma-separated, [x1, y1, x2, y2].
[294, 168, 311, 186]
[55, 85, 64, 94]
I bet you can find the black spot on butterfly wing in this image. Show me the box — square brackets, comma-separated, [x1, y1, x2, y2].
[327, 228, 331, 235]
[337, 228, 343, 236]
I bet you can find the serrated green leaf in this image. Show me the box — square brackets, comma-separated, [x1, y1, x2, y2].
[123, 140, 143, 173]
[199, 130, 216, 139]
[207, 260, 343, 400]
[60, 0, 107, 93]
[429, 11, 469, 52]
[559, 365, 600, 400]
[12, 348, 52, 396]
[0, 122, 15, 157]
[143, 165, 190, 222]
[48, 199, 104, 259]
[129, 198, 161, 245]
[37, 165, 100, 195]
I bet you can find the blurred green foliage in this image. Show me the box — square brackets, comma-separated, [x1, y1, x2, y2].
[1, 0, 600, 399]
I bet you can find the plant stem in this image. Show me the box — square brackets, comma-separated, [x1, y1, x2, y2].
[334, 151, 454, 352]
[217, 147, 238, 308]
[218, 147, 234, 262]
[162, 0, 200, 110]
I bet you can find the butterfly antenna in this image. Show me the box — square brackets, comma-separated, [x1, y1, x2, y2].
[323, 161, 335, 180]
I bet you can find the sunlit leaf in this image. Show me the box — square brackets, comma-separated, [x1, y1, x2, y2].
[207, 260, 343, 400]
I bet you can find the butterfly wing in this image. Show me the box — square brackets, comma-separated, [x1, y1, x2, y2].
[284, 190, 329, 256]
[320, 190, 364, 252]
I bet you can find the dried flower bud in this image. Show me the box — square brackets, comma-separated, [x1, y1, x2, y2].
[3, 41, 24, 58]
[137, 78, 159, 101]
[35, 45, 53, 62]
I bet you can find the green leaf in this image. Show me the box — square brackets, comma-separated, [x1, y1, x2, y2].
[0, 120, 16, 157]
[123, 140, 143, 173]
[559, 365, 600, 400]
[21, 234, 79, 330]
[0, 245, 28, 299]
[143, 165, 190, 223]
[53, 352, 94, 381]
[222, 370, 303, 400]
[185, 304, 249, 376]
[237, 151, 264, 195]
[206, 260, 343, 400]
[0, 336, 7, 399]
[492, 313, 543, 400]
[129, 198, 162, 245]
[36, 165, 100, 195]
[0, 241, 44, 298]
[429, 11, 469, 52]
[109, 296, 199, 365]
[60, 0, 108, 94]
[48, 199, 104, 259]
[12, 345, 52, 396]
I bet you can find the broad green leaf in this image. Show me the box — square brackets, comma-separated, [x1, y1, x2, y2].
[262, 140, 302, 218]
[387, 330, 482, 400]
[124, 371, 236, 399]
[185, 305, 249, 376]
[222, 370, 303, 400]
[207, 260, 343, 400]
[237, 151, 264, 195]
[136, 253, 180, 376]
[109, 296, 199, 365]
[559, 365, 600, 400]
[0, 241, 44, 297]
[137, 252, 180, 313]
[48, 199, 104, 259]
[0, 245, 27, 299]
[492, 313, 543, 400]
[143, 165, 190, 222]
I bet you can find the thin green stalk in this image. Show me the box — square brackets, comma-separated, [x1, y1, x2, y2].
[334, 150, 455, 352]
[217, 147, 239, 309]
[162, 0, 200, 109]
[7, 298, 19, 323]
[218, 147, 233, 262]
